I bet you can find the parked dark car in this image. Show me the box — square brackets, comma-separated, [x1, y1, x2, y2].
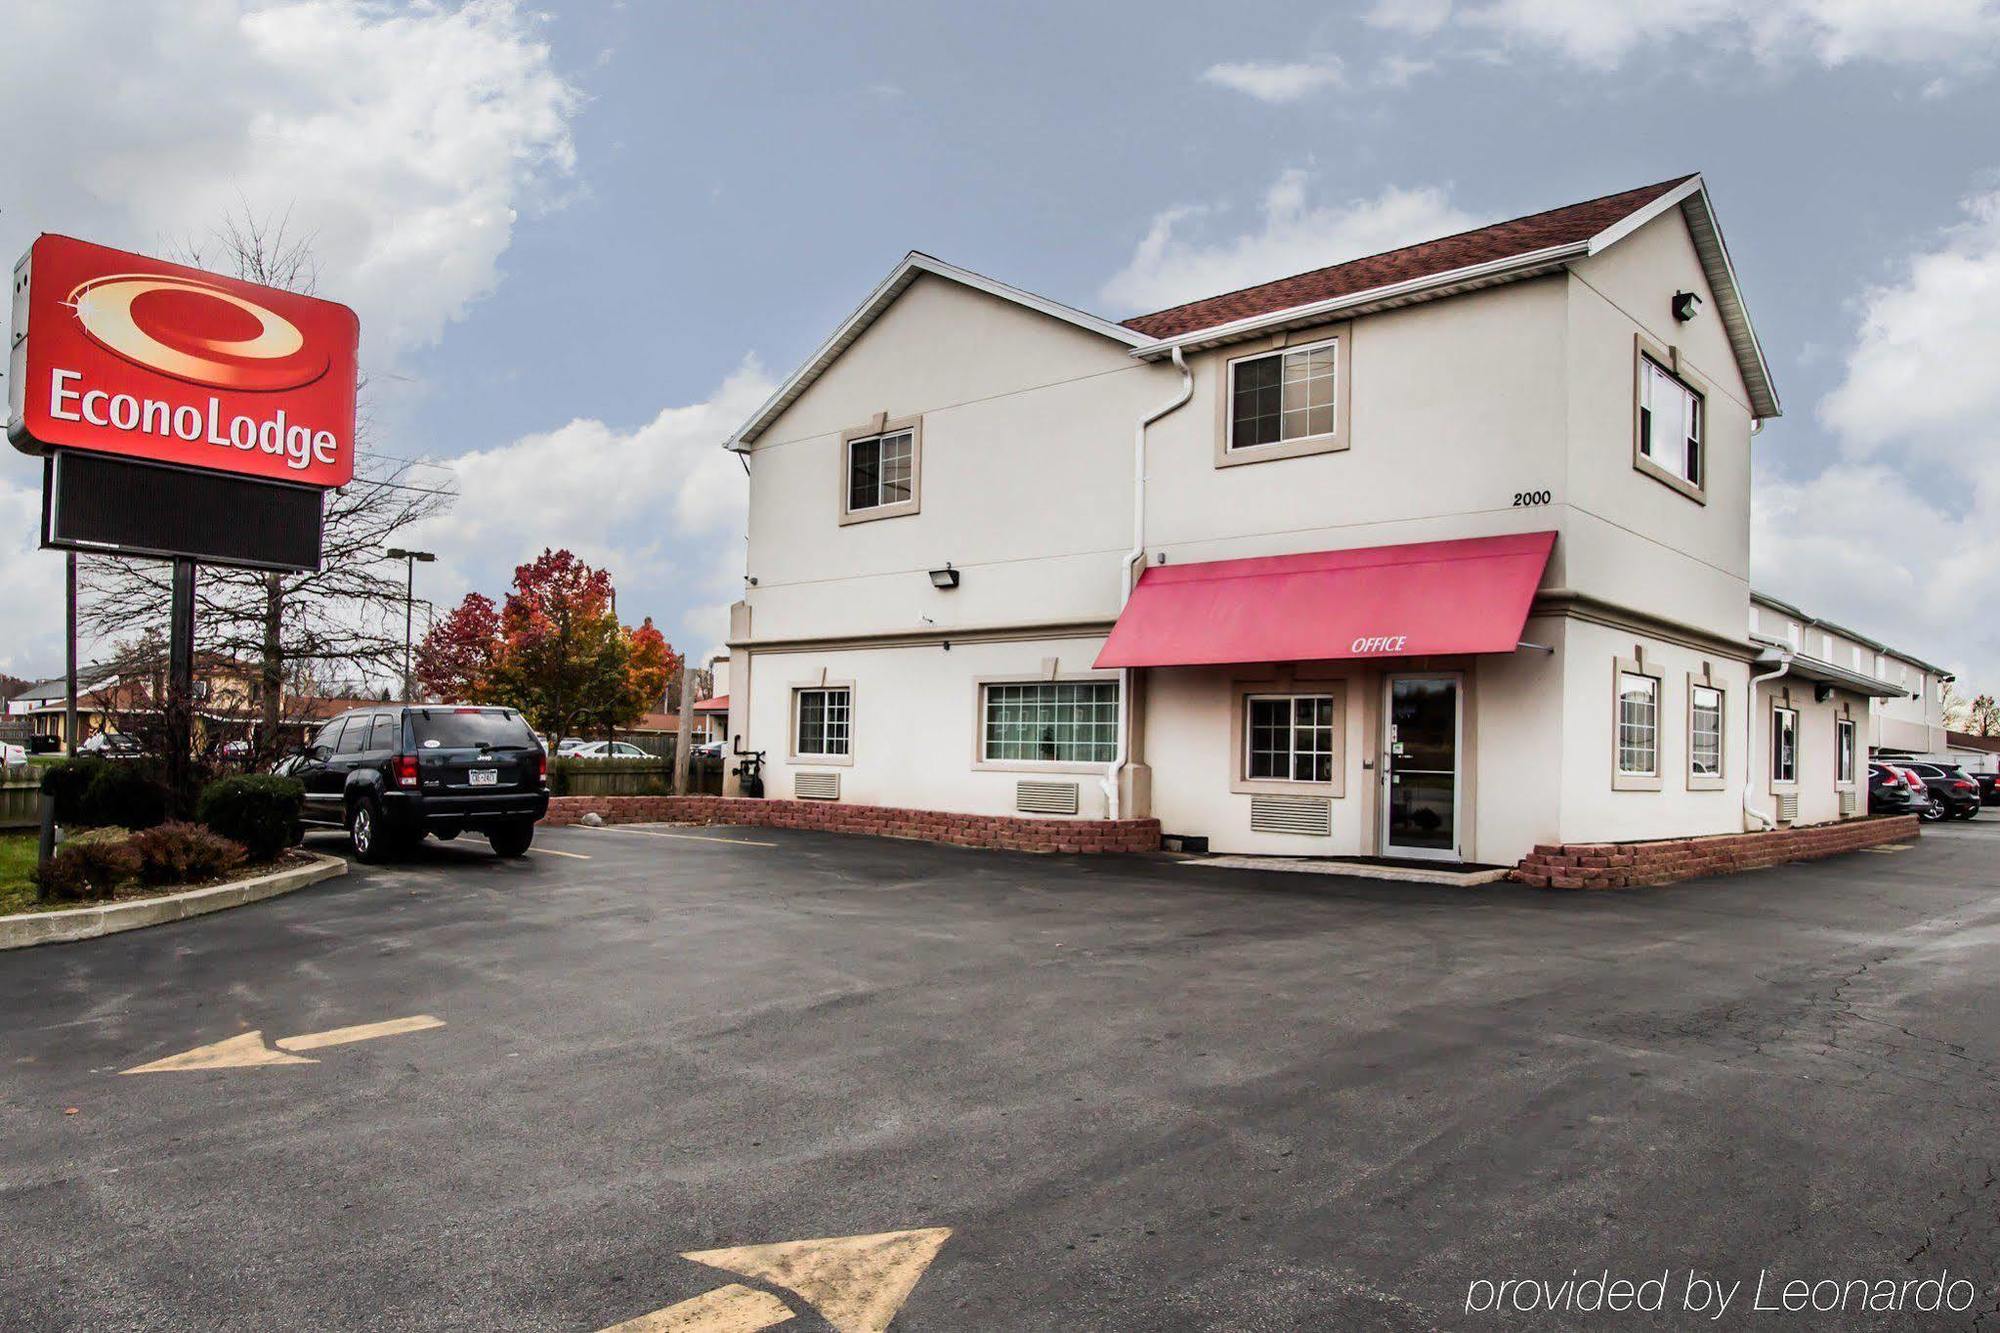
[1977, 771, 2000, 806]
[1867, 763, 1921, 816]
[282, 705, 548, 862]
[1894, 761, 1981, 822]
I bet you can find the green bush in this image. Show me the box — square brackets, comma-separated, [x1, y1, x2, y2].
[196, 775, 304, 862]
[83, 761, 169, 830]
[40, 756, 107, 823]
[129, 821, 247, 887]
[31, 836, 141, 902]
[40, 757, 170, 829]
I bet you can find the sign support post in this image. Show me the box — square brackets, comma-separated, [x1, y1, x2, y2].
[63, 550, 77, 756]
[166, 558, 198, 811]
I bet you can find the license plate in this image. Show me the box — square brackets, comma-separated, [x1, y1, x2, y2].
[469, 769, 498, 786]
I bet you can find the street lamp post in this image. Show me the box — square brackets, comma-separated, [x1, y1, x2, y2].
[386, 548, 436, 702]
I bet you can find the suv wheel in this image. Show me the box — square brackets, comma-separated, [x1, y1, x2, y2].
[1921, 795, 1947, 822]
[350, 798, 394, 863]
[488, 818, 535, 858]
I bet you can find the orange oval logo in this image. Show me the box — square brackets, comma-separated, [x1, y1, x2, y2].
[65, 274, 331, 392]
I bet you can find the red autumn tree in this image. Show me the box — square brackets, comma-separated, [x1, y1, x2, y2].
[413, 592, 500, 702]
[620, 617, 680, 727]
[413, 550, 678, 743]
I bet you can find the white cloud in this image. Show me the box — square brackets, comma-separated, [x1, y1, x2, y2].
[1753, 186, 2000, 683]
[1101, 172, 1481, 312]
[1819, 189, 2000, 458]
[1200, 57, 1344, 103]
[1366, 0, 1455, 36]
[407, 359, 776, 662]
[0, 1, 581, 678]
[0, 0, 579, 360]
[1451, 0, 2000, 70]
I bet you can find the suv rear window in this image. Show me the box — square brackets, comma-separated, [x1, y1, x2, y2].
[412, 708, 538, 750]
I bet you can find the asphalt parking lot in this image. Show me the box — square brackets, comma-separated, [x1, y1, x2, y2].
[1, 817, 1997, 1330]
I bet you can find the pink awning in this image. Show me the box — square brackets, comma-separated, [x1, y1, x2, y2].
[1094, 531, 1556, 669]
[693, 695, 730, 712]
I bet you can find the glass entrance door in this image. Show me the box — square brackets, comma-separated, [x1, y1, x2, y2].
[1383, 674, 1461, 860]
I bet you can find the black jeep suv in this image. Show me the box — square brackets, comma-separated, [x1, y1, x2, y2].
[284, 705, 549, 862]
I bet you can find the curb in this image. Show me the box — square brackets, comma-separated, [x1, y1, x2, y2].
[0, 852, 348, 950]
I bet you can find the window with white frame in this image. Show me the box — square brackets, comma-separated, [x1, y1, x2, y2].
[794, 687, 851, 758]
[1836, 718, 1856, 784]
[1617, 672, 1659, 777]
[981, 681, 1118, 764]
[1230, 339, 1336, 450]
[1690, 684, 1723, 779]
[1772, 706, 1798, 784]
[1638, 355, 1703, 491]
[1244, 694, 1336, 783]
[847, 429, 915, 514]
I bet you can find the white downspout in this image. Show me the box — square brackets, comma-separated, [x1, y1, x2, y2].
[1744, 651, 1790, 831]
[1106, 347, 1192, 820]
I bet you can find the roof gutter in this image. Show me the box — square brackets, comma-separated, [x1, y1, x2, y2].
[1106, 346, 1192, 822]
[1127, 242, 1591, 359]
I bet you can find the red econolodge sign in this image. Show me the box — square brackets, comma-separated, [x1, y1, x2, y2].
[7, 235, 358, 488]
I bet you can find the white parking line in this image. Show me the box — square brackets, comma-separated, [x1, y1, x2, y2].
[581, 825, 778, 849]
[534, 847, 592, 860]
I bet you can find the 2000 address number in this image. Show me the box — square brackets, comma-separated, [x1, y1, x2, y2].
[1512, 490, 1552, 507]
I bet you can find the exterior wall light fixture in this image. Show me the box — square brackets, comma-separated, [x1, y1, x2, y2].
[929, 563, 960, 590]
[1673, 290, 1702, 322]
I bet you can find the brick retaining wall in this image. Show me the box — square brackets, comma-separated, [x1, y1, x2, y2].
[544, 795, 1162, 854]
[1512, 815, 1920, 889]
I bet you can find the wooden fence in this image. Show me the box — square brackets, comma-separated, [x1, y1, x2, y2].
[550, 756, 726, 798]
[0, 772, 40, 831]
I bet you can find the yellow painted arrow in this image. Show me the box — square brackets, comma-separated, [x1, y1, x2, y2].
[683, 1228, 952, 1333]
[599, 1283, 794, 1332]
[120, 1015, 444, 1074]
[599, 1227, 952, 1333]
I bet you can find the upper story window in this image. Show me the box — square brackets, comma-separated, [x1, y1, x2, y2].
[1219, 330, 1350, 466]
[839, 416, 922, 524]
[1633, 339, 1705, 502]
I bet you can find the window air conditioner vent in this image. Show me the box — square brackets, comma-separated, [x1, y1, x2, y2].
[1839, 789, 1859, 818]
[1775, 792, 1799, 823]
[1016, 780, 1080, 815]
[794, 771, 841, 801]
[1249, 794, 1333, 837]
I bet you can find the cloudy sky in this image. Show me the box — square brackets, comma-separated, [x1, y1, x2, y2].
[3, 1, 2000, 691]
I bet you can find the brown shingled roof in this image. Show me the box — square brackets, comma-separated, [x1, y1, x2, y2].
[1122, 175, 1698, 340]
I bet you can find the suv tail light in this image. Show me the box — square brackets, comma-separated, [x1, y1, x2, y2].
[1903, 770, 1926, 790]
[392, 754, 420, 789]
[1954, 779, 1976, 792]
[533, 752, 548, 787]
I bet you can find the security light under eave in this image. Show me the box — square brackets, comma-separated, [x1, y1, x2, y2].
[929, 564, 960, 590]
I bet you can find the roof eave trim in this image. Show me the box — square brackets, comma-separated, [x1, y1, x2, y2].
[726, 252, 1149, 451]
[1127, 241, 1591, 358]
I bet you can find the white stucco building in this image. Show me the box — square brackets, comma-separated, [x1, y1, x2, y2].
[718, 175, 1933, 866]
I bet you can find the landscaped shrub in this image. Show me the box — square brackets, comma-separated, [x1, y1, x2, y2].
[129, 821, 247, 887]
[81, 761, 169, 830]
[31, 836, 141, 902]
[41, 756, 174, 829]
[196, 775, 304, 862]
[40, 756, 107, 824]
